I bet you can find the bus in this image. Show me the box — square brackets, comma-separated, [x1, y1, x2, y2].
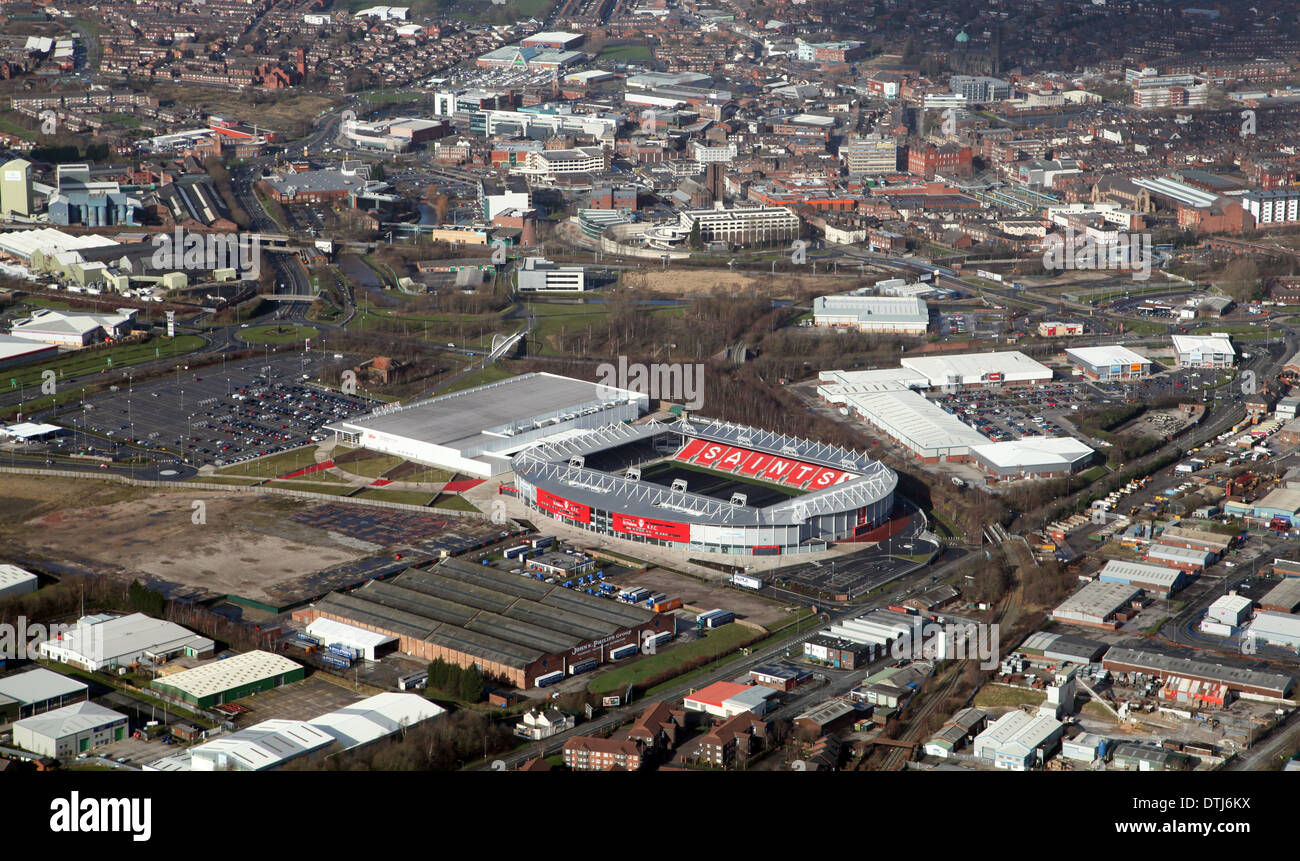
[535, 670, 564, 688]
[397, 671, 428, 691]
[568, 658, 598, 675]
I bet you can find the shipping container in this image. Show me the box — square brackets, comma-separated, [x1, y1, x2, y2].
[327, 643, 360, 661]
[294, 632, 321, 646]
[321, 653, 352, 669]
[535, 670, 564, 688]
[397, 671, 428, 691]
[609, 643, 638, 660]
[652, 597, 682, 612]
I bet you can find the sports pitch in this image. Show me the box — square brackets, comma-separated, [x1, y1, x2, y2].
[638, 461, 804, 508]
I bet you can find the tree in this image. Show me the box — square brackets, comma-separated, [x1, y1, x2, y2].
[458, 666, 483, 703]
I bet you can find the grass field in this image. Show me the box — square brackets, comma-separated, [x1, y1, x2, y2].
[640, 461, 803, 506]
[237, 325, 319, 345]
[972, 684, 1047, 709]
[354, 488, 435, 505]
[587, 624, 758, 694]
[214, 446, 320, 478]
[263, 480, 356, 495]
[430, 494, 479, 512]
[598, 44, 653, 63]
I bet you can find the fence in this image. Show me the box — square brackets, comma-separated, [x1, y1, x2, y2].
[0, 466, 494, 519]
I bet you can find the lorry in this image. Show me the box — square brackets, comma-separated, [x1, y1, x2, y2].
[327, 643, 360, 661]
[320, 653, 352, 669]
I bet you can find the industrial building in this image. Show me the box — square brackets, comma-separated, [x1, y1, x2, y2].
[804, 635, 872, 669]
[1201, 593, 1253, 637]
[898, 351, 1053, 389]
[812, 294, 930, 334]
[1143, 543, 1213, 572]
[841, 389, 991, 460]
[1015, 632, 1108, 664]
[307, 692, 445, 750]
[38, 613, 214, 672]
[1172, 334, 1236, 368]
[682, 681, 778, 718]
[1102, 647, 1294, 698]
[304, 617, 398, 662]
[325, 372, 646, 478]
[1247, 611, 1300, 650]
[188, 719, 334, 771]
[1064, 345, 1153, 380]
[8, 308, 135, 347]
[13, 701, 127, 758]
[0, 668, 88, 721]
[1051, 580, 1142, 630]
[1097, 559, 1191, 598]
[292, 558, 670, 690]
[0, 335, 58, 372]
[150, 651, 305, 708]
[971, 710, 1064, 770]
[0, 563, 39, 600]
[968, 437, 1094, 481]
[1259, 577, 1300, 614]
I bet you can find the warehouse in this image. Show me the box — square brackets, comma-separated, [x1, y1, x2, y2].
[1102, 647, 1294, 698]
[1172, 334, 1235, 368]
[0, 563, 39, 600]
[0, 334, 58, 371]
[292, 557, 671, 689]
[1247, 611, 1300, 650]
[304, 617, 398, 662]
[968, 437, 1094, 481]
[844, 388, 990, 460]
[812, 294, 930, 334]
[308, 693, 445, 751]
[683, 681, 778, 718]
[326, 372, 646, 478]
[13, 701, 127, 758]
[189, 719, 335, 771]
[1064, 345, 1153, 380]
[1097, 559, 1191, 598]
[1259, 577, 1300, 613]
[898, 351, 1053, 389]
[1143, 543, 1214, 573]
[971, 710, 1064, 771]
[38, 612, 214, 672]
[804, 634, 873, 669]
[150, 651, 305, 708]
[1015, 631, 1109, 664]
[1051, 580, 1142, 629]
[1247, 488, 1300, 526]
[0, 667, 88, 721]
[1156, 525, 1233, 555]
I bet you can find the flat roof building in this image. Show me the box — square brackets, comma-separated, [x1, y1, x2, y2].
[683, 681, 778, 718]
[1172, 334, 1235, 368]
[1051, 580, 1142, 629]
[1097, 559, 1191, 598]
[189, 719, 334, 771]
[1248, 611, 1300, 650]
[812, 295, 930, 334]
[150, 651, 305, 708]
[1144, 543, 1213, 572]
[1065, 345, 1153, 380]
[1259, 577, 1300, 613]
[969, 437, 1094, 481]
[0, 668, 88, 721]
[1102, 646, 1294, 698]
[844, 388, 990, 461]
[0, 563, 39, 600]
[972, 710, 1064, 770]
[13, 701, 127, 759]
[308, 692, 445, 750]
[38, 613, 214, 672]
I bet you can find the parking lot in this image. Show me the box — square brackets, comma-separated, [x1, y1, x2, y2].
[65, 353, 378, 467]
[925, 381, 1090, 443]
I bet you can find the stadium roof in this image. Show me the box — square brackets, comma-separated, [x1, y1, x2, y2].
[970, 436, 1094, 470]
[512, 418, 897, 525]
[327, 372, 645, 458]
[151, 651, 300, 700]
[1065, 345, 1150, 368]
[899, 351, 1052, 386]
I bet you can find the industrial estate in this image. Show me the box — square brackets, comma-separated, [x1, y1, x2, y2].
[0, 0, 1299, 804]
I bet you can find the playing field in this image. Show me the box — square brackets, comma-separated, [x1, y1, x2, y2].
[639, 461, 803, 507]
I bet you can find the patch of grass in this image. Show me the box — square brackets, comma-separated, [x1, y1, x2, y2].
[333, 452, 405, 479]
[437, 364, 518, 394]
[263, 481, 356, 495]
[430, 494, 479, 512]
[587, 624, 758, 694]
[1079, 465, 1108, 482]
[214, 446, 320, 477]
[355, 488, 435, 505]
[972, 683, 1047, 709]
[598, 43, 653, 62]
[237, 325, 319, 345]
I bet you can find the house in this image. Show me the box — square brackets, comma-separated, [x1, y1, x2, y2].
[514, 707, 574, 740]
[562, 736, 645, 771]
[693, 712, 769, 768]
[627, 700, 685, 753]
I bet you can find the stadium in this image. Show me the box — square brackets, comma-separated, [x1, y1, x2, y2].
[510, 416, 899, 556]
